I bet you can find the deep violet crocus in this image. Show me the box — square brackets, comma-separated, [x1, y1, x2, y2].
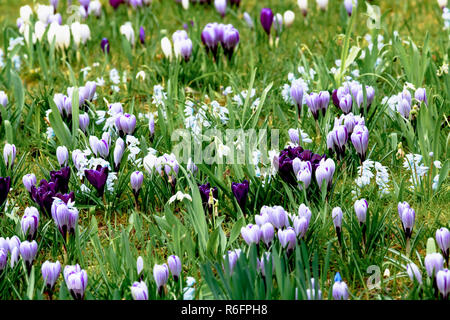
[231, 179, 249, 211]
[0, 176, 11, 207]
[31, 179, 74, 217]
[199, 182, 218, 214]
[222, 26, 240, 60]
[260, 8, 274, 36]
[109, 0, 124, 10]
[100, 37, 110, 53]
[84, 166, 108, 197]
[139, 26, 145, 44]
[50, 166, 71, 194]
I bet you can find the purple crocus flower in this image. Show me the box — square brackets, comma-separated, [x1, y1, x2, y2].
[0, 249, 7, 272]
[20, 240, 38, 274]
[260, 222, 274, 247]
[332, 207, 343, 245]
[436, 269, 450, 299]
[79, 0, 90, 10]
[231, 179, 249, 211]
[79, 113, 90, 132]
[201, 23, 219, 59]
[153, 263, 169, 296]
[425, 253, 444, 278]
[179, 39, 193, 62]
[64, 264, 88, 300]
[332, 124, 348, 158]
[332, 272, 349, 300]
[30, 179, 74, 217]
[406, 263, 422, 284]
[100, 37, 110, 53]
[139, 26, 145, 44]
[214, 0, 227, 18]
[130, 171, 144, 204]
[50, 166, 71, 194]
[115, 113, 137, 136]
[414, 88, 428, 106]
[85, 166, 108, 197]
[223, 249, 241, 274]
[344, 0, 357, 16]
[315, 158, 335, 192]
[318, 91, 330, 116]
[339, 94, 353, 114]
[351, 124, 369, 161]
[399, 206, 415, 239]
[51, 198, 79, 239]
[21, 207, 39, 241]
[277, 227, 297, 253]
[3, 143, 16, 170]
[56, 146, 69, 167]
[436, 227, 450, 264]
[305, 93, 321, 120]
[241, 224, 261, 245]
[398, 98, 411, 119]
[198, 182, 218, 213]
[354, 199, 368, 225]
[222, 26, 240, 60]
[260, 8, 274, 36]
[23, 173, 37, 195]
[290, 80, 304, 114]
[131, 281, 148, 300]
[0, 176, 11, 208]
[42, 260, 61, 292]
[168, 255, 182, 281]
[109, 0, 124, 9]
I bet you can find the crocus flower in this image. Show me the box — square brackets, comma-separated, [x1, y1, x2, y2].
[198, 183, 218, 214]
[137, 256, 144, 279]
[258, 252, 274, 277]
[3, 143, 16, 170]
[56, 146, 69, 167]
[168, 255, 182, 281]
[223, 249, 241, 274]
[0, 91, 7, 107]
[298, 0, 308, 17]
[414, 88, 428, 106]
[354, 199, 368, 225]
[113, 138, 125, 172]
[315, 158, 335, 191]
[50, 166, 71, 194]
[260, 222, 274, 247]
[85, 166, 109, 197]
[316, 0, 329, 11]
[21, 207, 39, 241]
[100, 37, 110, 53]
[222, 26, 240, 60]
[293, 216, 309, 238]
[23, 173, 37, 195]
[231, 179, 249, 211]
[406, 263, 422, 284]
[283, 10, 295, 28]
[436, 227, 450, 263]
[260, 8, 274, 36]
[89, 134, 110, 158]
[161, 37, 173, 60]
[243, 12, 254, 28]
[131, 281, 148, 300]
[241, 224, 261, 245]
[278, 227, 297, 252]
[0, 249, 7, 272]
[339, 94, 353, 114]
[436, 269, 450, 299]
[64, 264, 88, 300]
[79, 113, 90, 132]
[332, 272, 349, 300]
[214, 0, 227, 17]
[399, 206, 415, 239]
[332, 207, 343, 245]
[153, 263, 169, 295]
[139, 26, 145, 44]
[424, 252, 444, 277]
[306, 92, 321, 120]
[306, 278, 322, 300]
[130, 171, 144, 200]
[201, 24, 219, 58]
[70, 22, 91, 47]
[19, 240, 38, 274]
[397, 98, 411, 119]
[109, 0, 124, 9]
[344, 0, 357, 16]
[290, 80, 304, 114]
[88, 1, 102, 16]
[41, 260, 61, 291]
[332, 124, 348, 158]
[31, 179, 74, 216]
[0, 176, 11, 207]
[115, 113, 137, 136]
[351, 124, 369, 161]
[178, 38, 193, 62]
[51, 198, 79, 238]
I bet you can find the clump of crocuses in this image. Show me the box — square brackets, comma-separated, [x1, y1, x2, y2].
[201, 23, 240, 61]
[332, 82, 374, 115]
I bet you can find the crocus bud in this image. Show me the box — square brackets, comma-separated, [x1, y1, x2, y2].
[437, 0, 448, 9]
[241, 224, 261, 245]
[3, 143, 16, 170]
[400, 206, 415, 239]
[332, 125, 348, 157]
[424, 252, 444, 277]
[137, 256, 144, 278]
[406, 263, 422, 284]
[290, 80, 304, 114]
[41, 260, 61, 291]
[273, 13, 283, 36]
[222, 26, 240, 60]
[306, 92, 321, 120]
[293, 216, 309, 238]
[414, 88, 428, 106]
[354, 199, 368, 224]
[79, 113, 89, 132]
[101, 38, 110, 53]
[298, 0, 308, 17]
[243, 12, 254, 28]
[332, 207, 343, 231]
[339, 94, 353, 114]
[21, 207, 40, 241]
[436, 269, 450, 299]
[223, 249, 241, 274]
[131, 281, 148, 300]
[71, 22, 91, 46]
[153, 263, 169, 295]
[436, 227, 450, 263]
[260, 222, 274, 247]
[149, 113, 155, 137]
[214, 0, 227, 18]
[168, 255, 182, 281]
[0, 249, 7, 271]
[19, 240, 38, 274]
[88, 1, 102, 17]
[351, 124, 369, 161]
[64, 264, 88, 300]
[51, 198, 79, 238]
[56, 146, 69, 167]
[115, 113, 137, 136]
[260, 8, 274, 36]
[316, 0, 328, 11]
[397, 98, 411, 119]
[23, 173, 37, 194]
[201, 24, 218, 58]
[178, 38, 193, 62]
[315, 158, 335, 191]
[0, 91, 7, 107]
[161, 37, 173, 60]
[344, 0, 357, 16]
[113, 138, 125, 172]
[332, 272, 349, 300]
[120, 22, 135, 45]
[130, 171, 144, 202]
[283, 10, 295, 28]
[181, 0, 189, 10]
[231, 179, 249, 211]
[278, 227, 297, 252]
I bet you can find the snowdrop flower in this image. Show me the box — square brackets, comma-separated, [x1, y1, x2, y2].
[168, 191, 192, 204]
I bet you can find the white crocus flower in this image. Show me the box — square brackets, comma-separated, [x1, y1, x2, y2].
[36, 4, 54, 24]
[120, 22, 135, 45]
[20, 5, 33, 24]
[161, 37, 173, 60]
